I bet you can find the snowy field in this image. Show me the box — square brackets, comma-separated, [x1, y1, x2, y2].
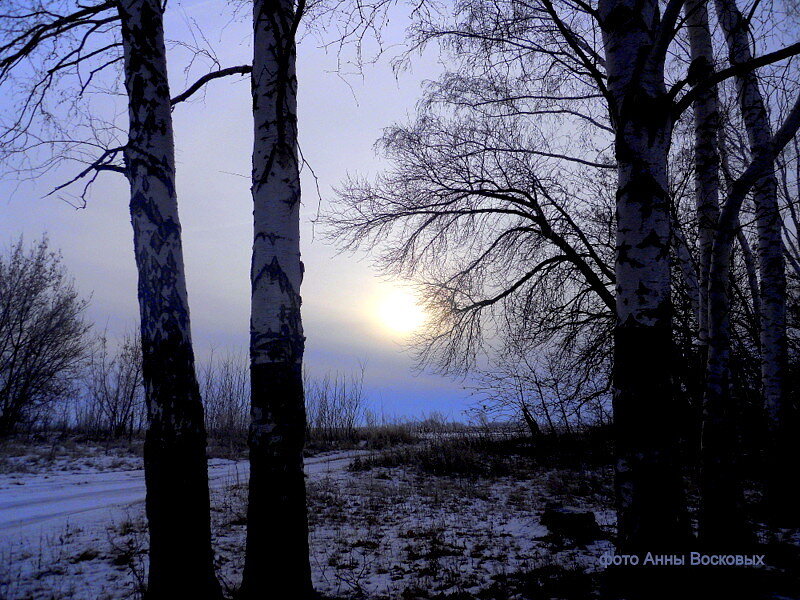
[0, 440, 616, 599]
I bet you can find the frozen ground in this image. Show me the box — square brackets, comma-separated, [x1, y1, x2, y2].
[300, 461, 615, 599]
[0, 449, 376, 599]
[0, 443, 615, 599]
[0, 437, 143, 476]
[0, 458, 240, 534]
[4, 436, 799, 599]
[2, 434, 799, 599]
[0, 451, 362, 536]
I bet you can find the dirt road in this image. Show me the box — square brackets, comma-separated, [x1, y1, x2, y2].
[0, 451, 363, 535]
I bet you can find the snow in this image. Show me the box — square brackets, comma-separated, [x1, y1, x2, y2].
[0, 458, 243, 535]
[0, 449, 614, 599]
[301, 465, 613, 598]
[0, 439, 142, 476]
[0, 451, 366, 537]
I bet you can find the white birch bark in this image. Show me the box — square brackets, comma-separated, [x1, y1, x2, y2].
[242, 0, 312, 595]
[249, 4, 303, 378]
[118, 1, 220, 597]
[715, 0, 786, 442]
[599, 0, 687, 551]
[705, 92, 800, 536]
[714, 0, 793, 522]
[681, 0, 751, 545]
[685, 0, 720, 350]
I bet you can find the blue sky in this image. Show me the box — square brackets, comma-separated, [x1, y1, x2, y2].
[0, 0, 474, 420]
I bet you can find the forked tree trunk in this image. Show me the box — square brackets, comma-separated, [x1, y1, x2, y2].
[117, 1, 221, 598]
[599, 0, 687, 552]
[681, 0, 749, 547]
[704, 101, 800, 548]
[714, 0, 794, 525]
[240, 0, 313, 597]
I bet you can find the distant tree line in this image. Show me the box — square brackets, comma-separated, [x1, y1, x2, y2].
[0, 238, 374, 445]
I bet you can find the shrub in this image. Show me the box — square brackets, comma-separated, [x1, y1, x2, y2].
[350, 437, 511, 478]
[0, 236, 91, 434]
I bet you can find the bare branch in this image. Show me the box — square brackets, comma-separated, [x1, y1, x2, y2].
[170, 64, 252, 106]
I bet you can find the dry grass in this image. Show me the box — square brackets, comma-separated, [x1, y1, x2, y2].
[0, 433, 143, 474]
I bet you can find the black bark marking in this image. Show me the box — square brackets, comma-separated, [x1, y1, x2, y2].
[243, 1, 312, 596]
[118, 1, 220, 597]
[602, 0, 689, 562]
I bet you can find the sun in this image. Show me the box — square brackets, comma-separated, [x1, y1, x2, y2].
[375, 288, 426, 336]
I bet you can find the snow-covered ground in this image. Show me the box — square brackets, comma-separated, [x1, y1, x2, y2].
[3, 439, 798, 599]
[0, 445, 615, 599]
[0, 458, 241, 534]
[302, 462, 614, 599]
[0, 450, 376, 599]
[0, 451, 363, 536]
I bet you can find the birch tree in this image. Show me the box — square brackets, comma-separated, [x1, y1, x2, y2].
[241, 0, 313, 596]
[117, 3, 221, 595]
[685, 0, 720, 359]
[0, 2, 251, 596]
[600, 0, 800, 548]
[677, 0, 749, 545]
[673, 0, 800, 541]
[703, 96, 800, 546]
[327, 0, 800, 554]
[596, 0, 692, 551]
[713, 0, 794, 526]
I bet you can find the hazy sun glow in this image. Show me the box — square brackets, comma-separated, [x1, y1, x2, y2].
[375, 288, 426, 336]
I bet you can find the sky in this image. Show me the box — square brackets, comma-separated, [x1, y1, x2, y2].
[0, 0, 475, 420]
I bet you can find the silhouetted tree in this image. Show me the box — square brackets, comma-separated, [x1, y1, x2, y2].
[0, 236, 91, 434]
[327, 0, 800, 555]
[85, 332, 144, 437]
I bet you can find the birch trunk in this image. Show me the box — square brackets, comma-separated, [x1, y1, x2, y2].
[240, 0, 313, 596]
[703, 101, 800, 546]
[599, 0, 687, 551]
[685, 0, 720, 352]
[703, 226, 749, 545]
[714, 0, 793, 524]
[117, 1, 221, 597]
[680, 0, 749, 546]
